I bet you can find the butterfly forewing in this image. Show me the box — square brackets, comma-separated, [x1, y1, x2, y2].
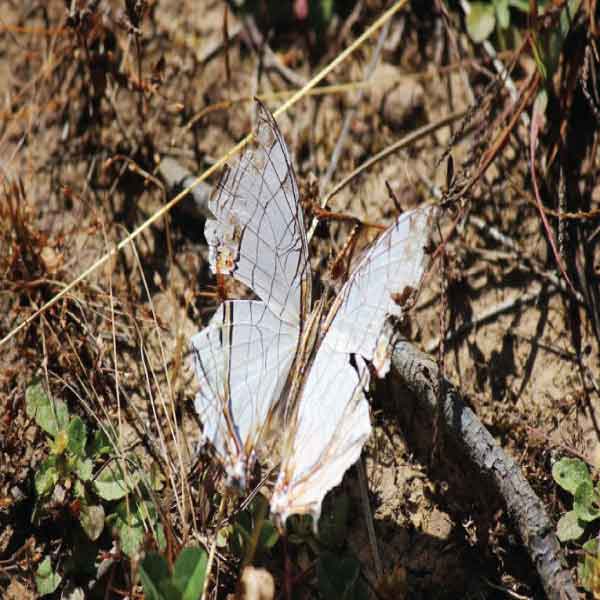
[323, 206, 436, 376]
[205, 102, 311, 326]
[191, 300, 299, 488]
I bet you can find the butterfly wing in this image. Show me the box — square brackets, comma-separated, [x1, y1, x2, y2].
[324, 206, 437, 377]
[271, 349, 371, 526]
[271, 205, 437, 525]
[191, 300, 298, 489]
[205, 102, 311, 326]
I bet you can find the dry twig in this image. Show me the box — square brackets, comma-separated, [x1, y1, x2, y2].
[392, 341, 578, 600]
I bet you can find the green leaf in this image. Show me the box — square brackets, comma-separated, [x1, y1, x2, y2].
[139, 553, 174, 600]
[50, 430, 68, 455]
[89, 429, 112, 457]
[73, 479, 86, 498]
[258, 518, 279, 551]
[120, 522, 145, 558]
[67, 417, 87, 457]
[80, 504, 105, 541]
[106, 500, 148, 558]
[507, 0, 531, 11]
[466, 2, 496, 43]
[574, 480, 600, 522]
[533, 0, 581, 80]
[150, 462, 166, 491]
[35, 556, 62, 596]
[35, 457, 59, 496]
[231, 521, 250, 559]
[76, 457, 93, 482]
[317, 552, 361, 600]
[287, 514, 314, 540]
[320, 0, 334, 22]
[319, 494, 350, 549]
[26, 382, 69, 437]
[172, 547, 208, 600]
[151, 520, 167, 553]
[216, 526, 231, 548]
[559, 0, 581, 39]
[552, 458, 591, 495]
[578, 538, 600, 592]
[94, 463, 131, 501]
[556, 510, 585, 542]
[494, 0, 510, 28]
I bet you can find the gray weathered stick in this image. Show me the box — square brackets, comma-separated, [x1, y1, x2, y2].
[157, 157, 213, 219]
[392, 340, 578, 600]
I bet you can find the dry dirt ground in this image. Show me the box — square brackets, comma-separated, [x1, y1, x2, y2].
[1, 1, 600, 598]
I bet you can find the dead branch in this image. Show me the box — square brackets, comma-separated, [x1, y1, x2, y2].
[157, 157, 213, 219]
[391, 340, 578, 600]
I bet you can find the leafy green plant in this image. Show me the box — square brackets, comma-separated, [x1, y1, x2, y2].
[579, 538, 600, 594]
[35, 556, 62, 596]
[107, 496, 166, 558]
[139, 547, 208, 600]
[26, 381, 163, 561]
[27, 382, 108, 538]
[317, 551, 367, 600]
[530, 0, 581, 82]
[552, 457, 600, 593]
[464, 0, 581, 77]
[228, 494, 279, 562]
[552, 457, 597, 542]
[281, 493, 368, 599]
[465, 0, 531, 44]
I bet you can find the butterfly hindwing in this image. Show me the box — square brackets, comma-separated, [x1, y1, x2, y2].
[191, 300, 298, 488]
[271, 350, 371, 526]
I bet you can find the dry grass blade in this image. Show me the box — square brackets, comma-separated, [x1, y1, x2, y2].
[319, 109, 467, 208]
[529, 93, 577, 297]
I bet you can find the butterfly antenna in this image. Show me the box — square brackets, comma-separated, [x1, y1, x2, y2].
[385, 180, 403, 215]
[312, 205, 386, 232]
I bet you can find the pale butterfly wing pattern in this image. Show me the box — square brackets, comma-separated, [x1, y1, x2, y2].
[271, 350, 371, 525]
[192, 101, 436, 521]
[205, 102, 311, 326]
[193, 104, 312, 488]
[271, 206, 436, 525]
[191, 300, 298, 488]
[323, 207, 436, 377]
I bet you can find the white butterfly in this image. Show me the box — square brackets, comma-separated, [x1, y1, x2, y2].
[191, 102, 436, 526]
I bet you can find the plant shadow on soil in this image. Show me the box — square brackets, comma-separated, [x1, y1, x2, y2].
[341, 376, 547, 599]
